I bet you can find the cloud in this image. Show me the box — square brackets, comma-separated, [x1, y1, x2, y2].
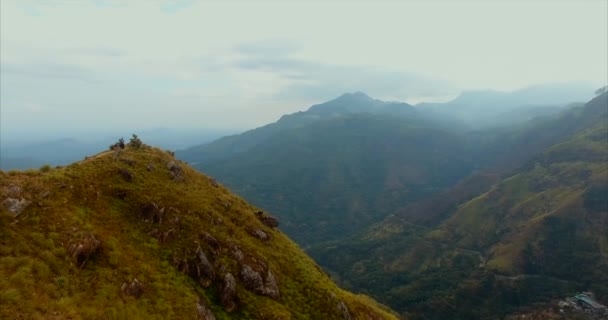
[1, 61, 100, 83]
[232, 40, 458, 103]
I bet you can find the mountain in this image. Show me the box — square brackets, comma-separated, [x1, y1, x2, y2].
[0, 142, 397, 319]
[310, 93, 608, 319]
[177, 92, 426, 166]
[419, 82, 595, 128]
[177, 91, 602, 247]
[178, 93, 477, 246]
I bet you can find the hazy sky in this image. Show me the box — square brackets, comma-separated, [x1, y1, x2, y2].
[1, 0, 607, 137]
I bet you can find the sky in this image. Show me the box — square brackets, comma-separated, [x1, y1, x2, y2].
[1, 0, 607, 138]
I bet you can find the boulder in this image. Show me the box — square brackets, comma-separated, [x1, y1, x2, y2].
[247, 228, 271, 242]
[166, 161, 183, 180]
[196, 298, 217, 320]
[192, 246, 215, 287]
[121, 278, 144, 298]
[240, 264, 280, 300]
[2, 198, 31, 218]
[263, 270, 280, 299]
[256, 211, 279, 228]
[240, 264, 264, 294]
[68, 233, 101, 268]
[220, 273, 238, 312]
[4, 184, 22, 197]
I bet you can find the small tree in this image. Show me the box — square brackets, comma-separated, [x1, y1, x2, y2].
[128, 134, 143, 148]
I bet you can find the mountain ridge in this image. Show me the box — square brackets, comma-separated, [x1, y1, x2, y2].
[0, 143, 398, 320]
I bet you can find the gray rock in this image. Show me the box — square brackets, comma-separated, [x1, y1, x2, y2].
[5, 184, 22, 197]
[240, 264, 264, 294]
[248, 228, 271, 242]
[196, 298, 217, 320]
[220, 273, 238, 312]
[121, 278, 144, 298]
[240, 264, 280, 300]
[193, 246, 215, 287]
[2, 198, 31, 218]
[263, 270, 280, 299]
[67, 233, 101, 268]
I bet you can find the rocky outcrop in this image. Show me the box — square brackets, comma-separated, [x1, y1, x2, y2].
[4, 184, 22, 197]
[247, 228, 271, 242]
[2, 198, 31, 218]
[220, 273, 238, 312]
[240, 264, 280, 300]
[68, 233, 101, 268]
[167, 161, 184, 181]
[196, 298, 217, 320]
[192, 246, 215, 287]
[121, 278, 144, 298]
[255, 211, 279, 228]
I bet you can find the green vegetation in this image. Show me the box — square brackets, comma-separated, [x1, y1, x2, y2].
[311, 95, 608, 319]
[0, 143, 397, 319]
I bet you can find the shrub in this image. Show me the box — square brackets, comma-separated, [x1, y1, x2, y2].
[39, 164, 51, 172]
[129, 134, 143, 148]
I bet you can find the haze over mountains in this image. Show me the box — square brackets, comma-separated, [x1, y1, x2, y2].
[177, 86, 608, 319]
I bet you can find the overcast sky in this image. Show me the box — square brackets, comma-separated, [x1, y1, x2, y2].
[1, 0, 607, 137]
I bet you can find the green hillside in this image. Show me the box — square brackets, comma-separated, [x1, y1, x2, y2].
[192, 113, 475, 246]
[0, 142, 398, 320]
[311, 95, 608, 319]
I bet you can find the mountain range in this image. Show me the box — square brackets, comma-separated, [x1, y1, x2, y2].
[178, 85, 607, 319]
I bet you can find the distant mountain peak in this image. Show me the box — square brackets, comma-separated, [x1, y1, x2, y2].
[338, 91, 372, 100]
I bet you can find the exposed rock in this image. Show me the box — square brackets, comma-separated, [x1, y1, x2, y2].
[38, 191, 51, 198]
[256, 211, 279, 228]
[4, 184, 22, 197]
[337, 300, 352, 320]
[220, 273, 238, 312]
[118, 168, 134, 182]
[192, 246, 215, 287]
[263, 270, 280, 299]
[166, 161, 183, 177]
[121, 278, 144, 298]
[146, 163, 154, 172]
[140, 202, 163, 224]
[2, 198, 31, 218]
[68, 233, 101, 268]
[240, 264, 280, 299]
[230, 245, 244, 262]
[196, 298, 216, 320]
[331, 293, 353, 320]
[247, 228, 271, 242]
[240, 264, 264, 294]
[201, 232, 220, 253]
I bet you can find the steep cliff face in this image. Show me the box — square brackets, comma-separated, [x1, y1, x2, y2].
[0, 144, 398, 320]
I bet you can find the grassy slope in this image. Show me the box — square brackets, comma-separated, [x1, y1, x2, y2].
[311, 117, 608, 319]
[0, 145, 397, 320]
